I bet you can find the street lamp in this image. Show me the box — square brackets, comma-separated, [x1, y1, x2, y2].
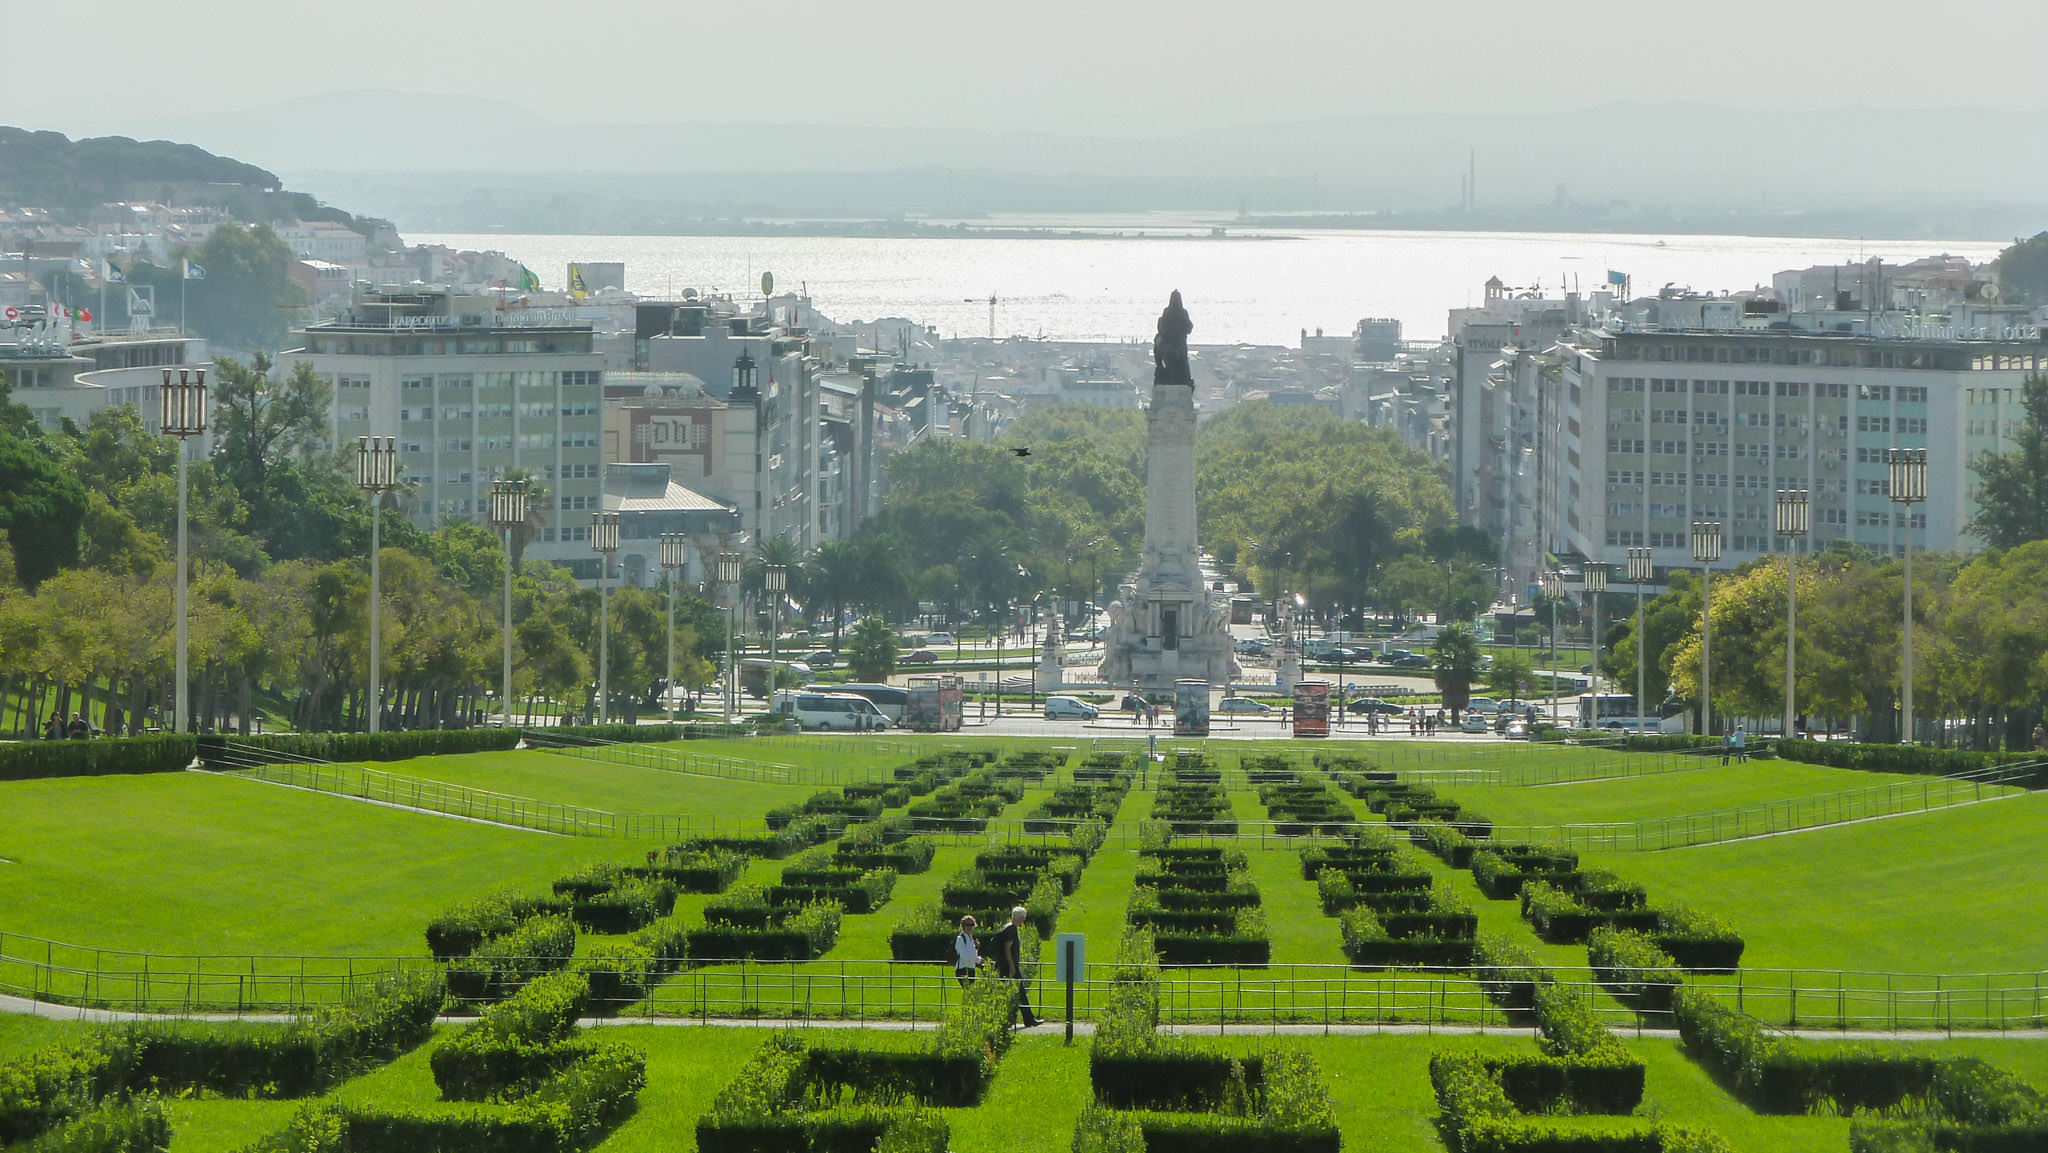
[357, 437, 399, 732]
[1627, 547, 1654, 735]
[1583, 563, 1608, 701]
[1775, 489, 1809, 740]
[718, 551, 743, 721]
[1540, 570, 1564, 725]
[1887, 449, 1928, 744]
[159, 369, 207, 734]
[765, 563, 788, 705]
[1691, 521, 1723, 738]
[592, 512, 620, 724]
[660, 533, 688, 724]
[487, 479, 530, 730]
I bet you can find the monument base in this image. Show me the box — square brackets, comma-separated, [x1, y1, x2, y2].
[1098, 579, 1239, 691]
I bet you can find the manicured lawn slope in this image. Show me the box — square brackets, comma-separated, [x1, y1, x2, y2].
[0, 772, 622, 955]
[1449, 761, 2004, 827]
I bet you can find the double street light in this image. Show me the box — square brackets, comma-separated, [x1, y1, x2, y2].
[1540, 570, 1564, 724]
[1888, 449, 1928, 745]
[718, 552, 743, 721]
[356, 437, 400, 733]
[488, 479, 530, 730]
[1775, 490, 1809, 740]
[1691, 521, 1723, 738]
[591, 512, 620, 723]
[1583, 563, 1608, 700]
[765, 564, 788, 705]
[159, 369, 207, 734]
[660, 533, 688, 723]
[1627, 547, 1654, 735]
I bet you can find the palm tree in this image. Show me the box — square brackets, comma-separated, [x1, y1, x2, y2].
[804, 540, 855, 650]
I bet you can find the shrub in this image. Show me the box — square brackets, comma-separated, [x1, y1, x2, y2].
[546, 722, 682, 744]
[196, 729, 519, 767]
[0, 735, 196, 782]
[1652, 906, 1746, 972]
[1587, 929, 1682, 1013]
[425, 890, 570, 960]
[17, 1096, 169, 1153]
[445, 914, 577, 1002]
[1531, 984, 1623, 1060]
[1073, 1106, 1147, 1153]
[1412, 821, 1476, 866]
[1472, 935, 1553, 1013]
[431, 970, 593, 1101]
[569, 874, 679, 935]
[1778, 738, 2045, 786]
[1338, 905, 1474, 968]
[1520, 882, 1658, 945]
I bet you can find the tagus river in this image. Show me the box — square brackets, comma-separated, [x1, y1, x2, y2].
[412, 218, 2001, 346]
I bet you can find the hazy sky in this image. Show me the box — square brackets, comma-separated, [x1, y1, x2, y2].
[4, 0, 2041, 137]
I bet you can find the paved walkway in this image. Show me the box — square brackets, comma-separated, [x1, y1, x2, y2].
[8, 993, 2042, 1042]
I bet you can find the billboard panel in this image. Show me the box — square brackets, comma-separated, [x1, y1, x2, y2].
[1173, 680, 1210, 737]
[1292, 680, 1331, 738]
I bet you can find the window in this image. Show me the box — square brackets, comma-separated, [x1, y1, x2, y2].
[1856, 478, 1892, 496]
[1898, 417, 1927, 435]
[1858, 415, 1892, 433]
[1774, 381, 1806, 398]
[1897, 386, 1927, 404]
[1737, 381, 1769, 397]
[1648, 502, 1687, 519]
[1607, 438, 1644, 455]
[1649, 531, 1685, 548]
[1859, 384, 1892, 401]
[437, 437, 472, 451]
[1817, 382, 1849, 399]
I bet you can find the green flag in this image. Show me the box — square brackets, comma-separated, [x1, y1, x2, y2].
[518, 265, 540, 292]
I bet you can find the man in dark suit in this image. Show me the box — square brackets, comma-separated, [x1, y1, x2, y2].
[990, 905, 1041, 1027]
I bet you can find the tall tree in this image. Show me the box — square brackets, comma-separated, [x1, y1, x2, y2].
[847, 614, 898, 683]
[1968, 373, 2048, 548]
[0, 420, 88, 587]
[1431, 623, 1482, 720]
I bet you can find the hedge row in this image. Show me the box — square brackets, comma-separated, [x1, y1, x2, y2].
[680, 814, 836, 860]
[1586, 929, 1682, 1012]
[426, 891, 571, 961]
[1257, 771, 1355, 835]
[0, 970, 442, 1144]
[694, 975, 1019, 1150]
[691, 891, 842, 961]
[1080, 929, 1338, 1153]
[1777, 738, 2044, 785]
[446, 914, 578, 1002]
[431, 970, 592, 1101]
[1330, 776, 1493, 837]
[1471, 846, 1580, 900]
[1128, 847, 1268, 967]
[544, 723, 680, 744]
[1672, 987, 2047, 1125]
[242, 1043, 645, 1153]
[0, 734, 196, 781]
[576, 916, 691, 1009]
[1150, 771, 1237, 835]
[196, 730, 519, 767]
[1023, 775, 1133, 833]
[1336, 883, 1478, 968]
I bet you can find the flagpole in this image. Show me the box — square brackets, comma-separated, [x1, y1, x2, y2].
[180, 273, 186, 338]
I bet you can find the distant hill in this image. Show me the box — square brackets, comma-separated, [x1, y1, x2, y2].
[0, 127, 355, 227]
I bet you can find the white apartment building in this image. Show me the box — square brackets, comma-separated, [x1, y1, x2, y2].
[283, 287, 609, 578]
[1494, 320, 2046, 585]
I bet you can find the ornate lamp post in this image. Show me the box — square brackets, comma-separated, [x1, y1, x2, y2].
[356, 437, 400, 732]
[591, 512, 620, 723]
[660, 532, 688, 723]
[765, 563, 788, 705]
[1887, 449, 1927, 744]
[1627, 547, 1654, 734]
[1775, 489, 1809, 740]
[718, 551, 743, 720]
[1540, 570, 1564, 725]
[159, 369, 207, 734]
[488, 479, 530, 730]
[1691, 521, 1723, 738]
[1583, 563, 1608, 701]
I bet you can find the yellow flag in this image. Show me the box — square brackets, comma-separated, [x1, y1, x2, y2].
[567, 264, 589, 301]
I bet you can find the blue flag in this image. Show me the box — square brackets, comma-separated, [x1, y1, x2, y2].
[182, 259, 206, 281]
[1606, 269, 1627, 286]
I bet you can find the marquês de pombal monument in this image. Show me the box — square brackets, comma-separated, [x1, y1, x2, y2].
[1098, 292, 1241, 689]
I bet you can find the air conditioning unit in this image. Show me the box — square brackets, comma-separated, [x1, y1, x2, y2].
[1825, 460, 1837, 470]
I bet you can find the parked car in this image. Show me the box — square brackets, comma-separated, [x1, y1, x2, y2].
[1043, 695, 1100, 720]
[905, 649, 939, 663]
[1494, 698, 1535, 716]
[1460, 712, 1491, 734]
[1216, 696, 1274, 715]
[1465, 696, 1499, 715]
[804, 650, 836, 669]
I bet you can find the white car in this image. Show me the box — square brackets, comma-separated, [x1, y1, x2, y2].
[1043, 695, 1100, 720]
[1216, 696, 1274, 715]
[1460, 712, 1491, 734]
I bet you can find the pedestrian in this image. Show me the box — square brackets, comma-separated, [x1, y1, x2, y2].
[43, 713, 63, 741]
[953, 915, 980, 986]
[1720, 730, 1733, 765]
[990, 905, 1041, 1027]
[66, 712, 91, 740]
[1732, 725, 1748, 763]
[2033, 722, 2046, 752]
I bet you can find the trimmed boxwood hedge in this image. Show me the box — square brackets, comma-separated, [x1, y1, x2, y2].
[1586, 929, 1682, 1013]
[1471, 847, 1579, 900]
[1777, 738, 2044, 785]
[426, 891, 571, 961]
[431, 970, 592, 1101]
[196, 729, 519, 767]
[0, 734, 196, 781]
[543, 722, 681, 744]
[446, 914, 578, 1002]
[0, 970, 443, 1144]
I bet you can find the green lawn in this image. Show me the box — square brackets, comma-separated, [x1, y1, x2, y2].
[397, 748, 824, 819]
[1584, 792, 2048, 974]
[0, 771, 626, 958]
[1445, 761, 1964, 827]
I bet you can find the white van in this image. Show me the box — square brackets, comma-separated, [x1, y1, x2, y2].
[771, 691, 892, 731]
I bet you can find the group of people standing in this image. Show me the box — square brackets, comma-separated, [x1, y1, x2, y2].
[951, 907, 1042, 1028]
[41, 712, 94, 740]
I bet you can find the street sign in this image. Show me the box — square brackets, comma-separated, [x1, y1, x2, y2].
[1053, 933, 1086, 982]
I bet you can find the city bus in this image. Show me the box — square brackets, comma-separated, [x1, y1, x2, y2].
[830, 682, 911, 724]
[1576, 693, 1686, 733]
